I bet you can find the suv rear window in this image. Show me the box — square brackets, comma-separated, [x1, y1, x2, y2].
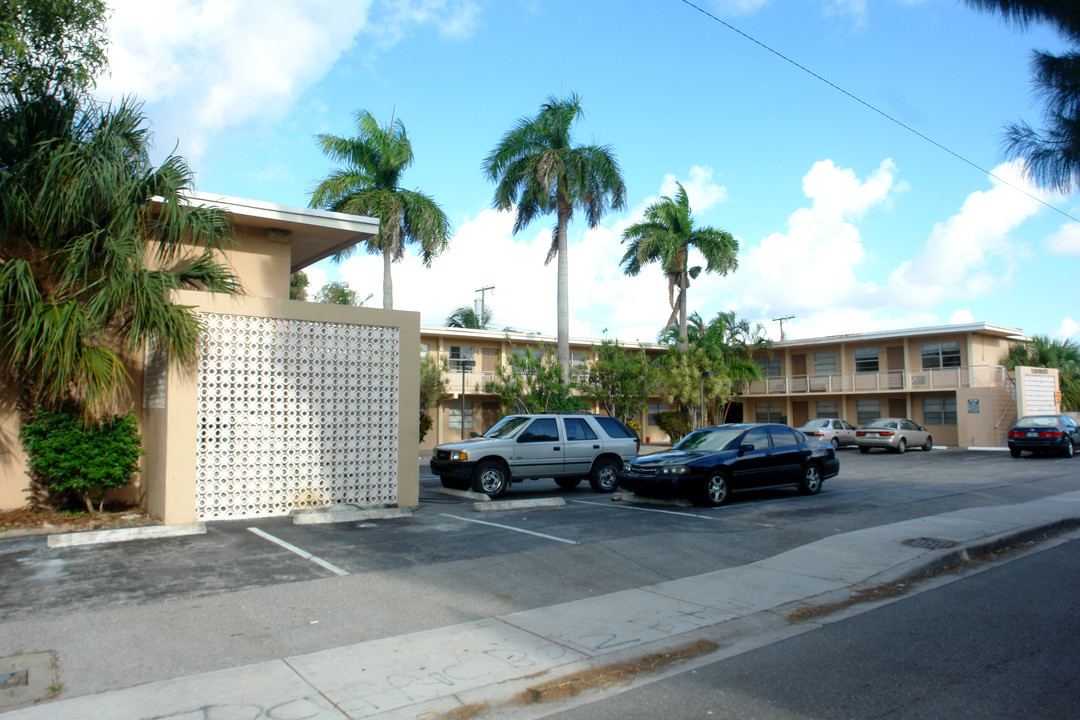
[594, 416, 636, 440]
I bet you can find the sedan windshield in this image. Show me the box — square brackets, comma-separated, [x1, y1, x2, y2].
[484, 416, 529, 438]
[674, 427, 744, 452]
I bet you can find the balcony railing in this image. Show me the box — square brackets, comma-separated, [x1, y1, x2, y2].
[741, 365, 1009, 396]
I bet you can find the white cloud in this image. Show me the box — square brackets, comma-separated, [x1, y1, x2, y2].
[949, 309, 974, 325]
[886, 161, 1044, 308]
[1046, 223, 1080, 255]
[822, 0, 868, 27]
[98, 0, 479, 158]
[708, 158, 899, 337]
[1055, 318, 1079, 340]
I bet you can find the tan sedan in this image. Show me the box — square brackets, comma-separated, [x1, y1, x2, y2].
[856, 418, 933, 454]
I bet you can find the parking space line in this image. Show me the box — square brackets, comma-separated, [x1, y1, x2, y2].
[440, 514, 579, 545]
[571, 499, 720, 520]
[247, 527, 349, 576]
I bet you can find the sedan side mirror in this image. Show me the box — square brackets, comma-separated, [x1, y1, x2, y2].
[740, 443, 755, 454]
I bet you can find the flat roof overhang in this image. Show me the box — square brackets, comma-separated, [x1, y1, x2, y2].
[180, 192, 379, 273]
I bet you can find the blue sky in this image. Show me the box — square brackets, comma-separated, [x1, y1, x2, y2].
[97, 0, 1078, 344]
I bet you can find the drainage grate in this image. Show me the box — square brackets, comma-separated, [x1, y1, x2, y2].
[903, 537, 959, 549]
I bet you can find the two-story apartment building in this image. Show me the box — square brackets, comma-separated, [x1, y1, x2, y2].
[740, 323, 1027, 448]
[419, 327, 668, 448]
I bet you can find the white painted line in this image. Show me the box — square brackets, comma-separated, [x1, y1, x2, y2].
[247, 527, 349, 576]
[572, 499, 719, 521]
[440, 513, 578, 544]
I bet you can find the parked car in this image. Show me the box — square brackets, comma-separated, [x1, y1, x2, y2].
[618, 423, 839, 507]
[798, 418, 858, 449]
[855, 418, 933, 454]
[430, 413, 640, 498]
[1007, 414, 1080, 458]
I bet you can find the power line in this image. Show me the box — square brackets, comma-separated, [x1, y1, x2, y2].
[677, 0, 1078, 224]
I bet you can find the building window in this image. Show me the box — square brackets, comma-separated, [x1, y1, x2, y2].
[854, 348, 879, 373]
[756, 356, 781, 377]
[921, 342, 961, 370]
[648, 402, 670, 426]
[449, 346, 474, 372]
[856, 399, 881, 425]
[923, 397, 957, 425]
[755, 401, 783, 423]
[449, 401, 474, 429]
[816, 401, 839, 418]
[814, 351, 836, 374]
[420, 343, 430, 356]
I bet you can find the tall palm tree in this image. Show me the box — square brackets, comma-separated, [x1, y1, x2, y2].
[309, 109, 451, 310]
[621, 182, 738, 352]
[0, 94, 241, 419]
[483, 93, 626, 377]
[964, 0, 1080, 192]
[445, 304, 494, 329]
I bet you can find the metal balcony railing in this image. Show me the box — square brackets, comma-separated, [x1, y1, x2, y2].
[741, 365, 1009, 396]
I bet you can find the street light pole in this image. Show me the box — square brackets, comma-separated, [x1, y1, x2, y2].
[461, 359, 475, 440]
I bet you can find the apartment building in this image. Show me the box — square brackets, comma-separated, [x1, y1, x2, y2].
[741, 322, 1028, 448]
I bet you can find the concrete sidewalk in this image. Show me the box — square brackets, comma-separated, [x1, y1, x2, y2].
[5, 491, 1080, 720]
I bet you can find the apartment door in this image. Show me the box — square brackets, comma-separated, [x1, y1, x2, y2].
[886, 346, 905, 389]
[791, 354, 807, 376]
[792, 401, 809, 427]
[889, 398, 907, 418]
[481, 347, 498, 377]
[481, 402, 501, 434]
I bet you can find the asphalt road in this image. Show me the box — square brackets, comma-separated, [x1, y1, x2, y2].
[2, 448, 1079, 622]
[545, 533, 1080, 719]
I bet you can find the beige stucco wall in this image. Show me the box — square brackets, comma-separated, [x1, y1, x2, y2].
[219, 227, 293, 300]
[142, 290, 420, 524]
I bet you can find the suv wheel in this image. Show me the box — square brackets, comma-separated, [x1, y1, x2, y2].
[589, 458, 620, 493]
[471, 460, 510, 498]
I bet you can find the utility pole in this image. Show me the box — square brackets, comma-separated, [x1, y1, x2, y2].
[475, 285, 494, 326]
[772, 315, 795, 341]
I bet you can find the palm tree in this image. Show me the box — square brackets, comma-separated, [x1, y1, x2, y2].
[964, 0, 1080, 192]
[309, 109, 451, 310]
[621, 182, 738, 352]
[1004, 334, 1080, 410]
[483, 93, 626, 377]
[0, 94, 241, 419]
[445, 304, 494, 329]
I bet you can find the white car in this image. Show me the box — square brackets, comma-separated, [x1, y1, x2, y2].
[798, 418, 858, 449]
[856, 418, 933, 454]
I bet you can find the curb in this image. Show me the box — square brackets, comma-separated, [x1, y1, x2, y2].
[46, 522, 206, 548]
[290, 506, 414, 525]
[436, 487, 490, 501]
[473, 497, 566, 512]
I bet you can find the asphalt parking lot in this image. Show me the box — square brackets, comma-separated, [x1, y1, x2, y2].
[2, 448, 1079, 624]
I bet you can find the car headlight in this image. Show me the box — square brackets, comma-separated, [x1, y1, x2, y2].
[659, 466, 689, 475]
[450, 450, 468, 462]
[623, 462, 632, 472]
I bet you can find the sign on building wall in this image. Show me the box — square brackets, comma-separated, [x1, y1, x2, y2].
[1016, 367, 1060, 416]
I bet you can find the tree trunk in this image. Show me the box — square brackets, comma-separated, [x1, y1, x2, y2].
[382, 247, 394, 310]
[679, 254, 689, 353]
[556, 196, 571, 381]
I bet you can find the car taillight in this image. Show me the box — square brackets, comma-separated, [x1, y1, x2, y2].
[877, 431, 894, 437]
[1040, 431, 1064, 438]
[1008, 431, 1024, 438]
[856, 431, 865, 436]
[807, 431, 824, 437]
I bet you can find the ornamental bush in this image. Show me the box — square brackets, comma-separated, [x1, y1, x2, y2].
[19, 411, 144, 512]
[419, 411, 434, 442]
[655, 411, 692, 444]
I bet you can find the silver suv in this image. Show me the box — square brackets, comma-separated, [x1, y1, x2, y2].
[430, 413, 640, 498]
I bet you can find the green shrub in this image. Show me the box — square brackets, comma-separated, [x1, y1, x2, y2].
[419, 410, 433, 442]
[19, 411, 144, 512]
[655, 411, 692, 444]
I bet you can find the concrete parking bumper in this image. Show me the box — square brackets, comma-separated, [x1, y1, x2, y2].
[6, 491, 1080, 719]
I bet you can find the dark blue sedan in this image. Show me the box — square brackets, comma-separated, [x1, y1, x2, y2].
[619, 423, 839, 506]
[1007, 415, 1080, 458]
